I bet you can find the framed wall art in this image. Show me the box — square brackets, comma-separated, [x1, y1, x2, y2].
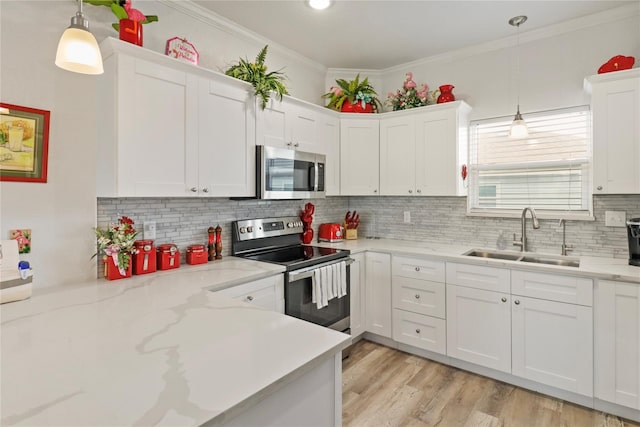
[0, 102, 50, 183]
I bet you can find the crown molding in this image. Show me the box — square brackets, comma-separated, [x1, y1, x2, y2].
[382, 2, 640, 74]
[325, 68, 384, 78]
[158, 0, 328, 73]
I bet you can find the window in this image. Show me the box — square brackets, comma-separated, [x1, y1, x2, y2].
[467, 106, 592, 219]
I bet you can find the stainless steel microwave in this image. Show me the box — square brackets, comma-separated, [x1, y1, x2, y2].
[256, 145, 326, 200]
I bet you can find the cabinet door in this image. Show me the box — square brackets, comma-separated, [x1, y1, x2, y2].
[198, 77, 255, 197]
[595, 280, 640, 409]
[590, 70, 640, 194]
[446, 285, 511, 373]
[365, 252, 392, 338]
[349, 253, 366, 337]
[512, 296, 593, 397]
[340, 118, 380, 195]
[256, 98, 290, 148]
[116, 57, 198, 196]
[289, 101, 319, 153]
[415, 107, 466, 196]
[380, 115, 416, 196]
[319, 112, 341, 196]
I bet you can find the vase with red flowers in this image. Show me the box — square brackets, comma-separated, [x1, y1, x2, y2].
[93, 215, 138, 280]
[83, 0, 158, 46]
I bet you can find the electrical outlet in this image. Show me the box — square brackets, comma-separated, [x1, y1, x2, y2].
[143, 221, 156, 239]
[605, 211, 626, 227]
[403, 211, 411, 223]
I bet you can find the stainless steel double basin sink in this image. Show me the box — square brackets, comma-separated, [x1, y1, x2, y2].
[464, 249, 580, 268]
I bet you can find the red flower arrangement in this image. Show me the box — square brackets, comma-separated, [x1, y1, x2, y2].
[94, 215, 138, 275]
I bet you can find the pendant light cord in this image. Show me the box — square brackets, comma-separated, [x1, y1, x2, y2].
[516, 21, 521, 111]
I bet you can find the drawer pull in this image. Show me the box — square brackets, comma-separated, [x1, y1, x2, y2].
[415, 294, 420, 300]
[514, 299, 520, 305]
[190, 187, 197, 192]
[246, 296, 254, 302]
[415, 328, 421, 334]
[415, 267, 420, 272]
[501, 297, 507, 303]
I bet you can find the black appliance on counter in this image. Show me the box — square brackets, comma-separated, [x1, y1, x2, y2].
[627, 218, 640, 266]
[231, 216, 352, 333]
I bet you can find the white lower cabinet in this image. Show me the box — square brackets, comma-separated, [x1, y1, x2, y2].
[512, 295, 593, 397]
[595, 280, 640, 410]
[446, 284, 512, 373]
[365, 252, 392, 338]
[214, 275, 284, 313]
[349, 253, 366, 337]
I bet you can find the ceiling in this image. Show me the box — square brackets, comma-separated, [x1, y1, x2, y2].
[193, 1, 635, 69]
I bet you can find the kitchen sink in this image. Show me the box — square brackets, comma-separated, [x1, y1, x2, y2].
[520, 255, 580, 268]
[464, 249, 523, 261]
[463, 248, 580, 268]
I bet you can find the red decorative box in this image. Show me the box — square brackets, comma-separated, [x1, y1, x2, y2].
[186, 244, 208, 265]
[157, 244, 180, 270]
[133, 240, 156, 275]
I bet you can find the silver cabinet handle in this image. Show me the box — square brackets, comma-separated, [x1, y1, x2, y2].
[190, 187, 197, 192]
[415, 267, 420, 272]
[415, 328, 421, 334]
[409, 190, 413, 194]
[415, 294, 420, 299]
[294, 142, 299, 148]
[596, 186, 603, 191]
[246, 296, 254, 302]
[373, 189, 378, 193]
[202, 188, 209, 193]
[286, 142, 292, 147]
[417, 189, 422, 194]
[514, 300, 520, 305]
[501, 297, 507, 303]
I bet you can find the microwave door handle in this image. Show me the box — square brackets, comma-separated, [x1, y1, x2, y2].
[309, 163, 316, 191]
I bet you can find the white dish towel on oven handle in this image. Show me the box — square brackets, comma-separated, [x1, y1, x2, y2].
[312, 262, 347, 309]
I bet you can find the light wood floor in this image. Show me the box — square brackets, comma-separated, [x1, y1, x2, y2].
[342, 340, 640, 427]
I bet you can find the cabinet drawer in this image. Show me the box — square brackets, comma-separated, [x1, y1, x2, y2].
[392, 309, 446, 355]
[393, 256, 445, 282]
[512, 270, 592, 306]
[393, 277, 445, 318]
[446, 262, 510, 293]
[215, 275, 284, 311]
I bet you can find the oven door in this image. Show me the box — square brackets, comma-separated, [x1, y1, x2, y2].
[257, 145, 326, 199]
[285, 259, 351, 332]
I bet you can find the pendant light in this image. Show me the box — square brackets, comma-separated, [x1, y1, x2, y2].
[55, 0, 104, 75]
[308, 0, 331, 10]
[508, 15, 527, 138]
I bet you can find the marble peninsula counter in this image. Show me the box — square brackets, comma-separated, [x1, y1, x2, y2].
[0, 258, 350, 426]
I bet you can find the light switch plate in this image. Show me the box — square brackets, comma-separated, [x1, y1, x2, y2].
[605, 211, 626, 227]
[403, 211, 411, 223]
[143, 221, 157, 239]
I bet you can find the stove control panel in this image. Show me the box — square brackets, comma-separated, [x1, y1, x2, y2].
[234, 216, 304, 241]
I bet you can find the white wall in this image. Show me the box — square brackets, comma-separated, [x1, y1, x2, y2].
[0, 0, 327, 288]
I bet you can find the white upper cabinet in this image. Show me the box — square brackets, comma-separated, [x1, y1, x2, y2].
[585, 68, 640, 194]
[340, 117, 380, 195]
[318, 111, 341, 195]
[379, 101, 471, 196]
[256, 97, 324, 153]
[96, 38, 255, 198]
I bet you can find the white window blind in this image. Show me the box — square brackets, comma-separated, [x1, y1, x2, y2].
[468, 106, 592, 218]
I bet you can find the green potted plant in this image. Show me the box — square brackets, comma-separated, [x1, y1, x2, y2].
[225, 45, 289, 110]
[322, 74, 382, 113]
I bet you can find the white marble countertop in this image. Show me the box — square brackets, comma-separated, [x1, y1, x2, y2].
[0, 258, 350, 426]
[316, 238, 640, 284]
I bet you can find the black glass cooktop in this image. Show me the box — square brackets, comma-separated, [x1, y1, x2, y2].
[242, 245, 349, 270]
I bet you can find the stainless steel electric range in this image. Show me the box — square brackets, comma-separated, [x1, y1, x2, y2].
[232, 216, 352, 333]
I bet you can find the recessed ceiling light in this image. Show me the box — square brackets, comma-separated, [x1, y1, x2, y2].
[308, 0, 331, 10]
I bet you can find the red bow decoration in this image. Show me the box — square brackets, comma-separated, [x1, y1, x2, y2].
[598, 55, 635, 74]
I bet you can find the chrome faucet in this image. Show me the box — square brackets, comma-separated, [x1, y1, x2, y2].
[513, 207, 540, 252]
[559, 219, 574, 256]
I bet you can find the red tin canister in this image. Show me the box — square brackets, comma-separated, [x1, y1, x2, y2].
[157, 243, 180, 270]
[186, 244, 208, 265]
[132, 239, 157, 275]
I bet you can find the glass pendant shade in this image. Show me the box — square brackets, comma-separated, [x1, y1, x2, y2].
[55, 9, 103, 75]
[509, 107, 529, 138]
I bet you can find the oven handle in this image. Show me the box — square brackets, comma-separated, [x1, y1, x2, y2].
[287, 257, 355, 282]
